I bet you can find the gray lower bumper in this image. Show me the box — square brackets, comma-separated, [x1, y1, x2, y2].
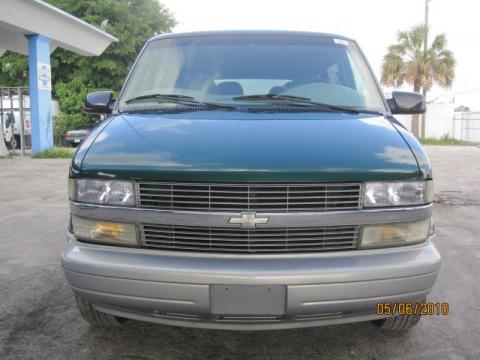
[61, 232, 441, 330]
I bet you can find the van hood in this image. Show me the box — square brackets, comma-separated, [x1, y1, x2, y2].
[74, 112, 423, 182]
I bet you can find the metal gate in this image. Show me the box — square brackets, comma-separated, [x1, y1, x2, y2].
[0, 87, 31, 155]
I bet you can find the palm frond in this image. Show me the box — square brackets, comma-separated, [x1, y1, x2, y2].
[380, 23, 455, 92]
[381, 52, 405, 87]
[409, 25, 427, 51]
[431, 34, 447, 51]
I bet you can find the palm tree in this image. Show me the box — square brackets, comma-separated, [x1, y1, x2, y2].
[381, 25, 455, 138]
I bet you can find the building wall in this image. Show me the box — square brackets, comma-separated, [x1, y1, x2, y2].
[425, 103, 456, 139]
[393, 103, 456, 139]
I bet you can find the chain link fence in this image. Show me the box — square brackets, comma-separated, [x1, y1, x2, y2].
[453, 111, 480, 143]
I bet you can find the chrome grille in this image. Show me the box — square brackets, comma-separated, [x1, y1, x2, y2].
[136, 182, 363, 212]
[140, 224, 360, 253]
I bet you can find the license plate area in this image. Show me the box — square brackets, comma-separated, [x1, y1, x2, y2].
[210, 285, 286, 316]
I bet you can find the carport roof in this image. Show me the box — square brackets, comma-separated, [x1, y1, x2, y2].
[0, 0, 118, 57]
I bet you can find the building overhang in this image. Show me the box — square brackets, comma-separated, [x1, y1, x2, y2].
[0, 0, 118, 57]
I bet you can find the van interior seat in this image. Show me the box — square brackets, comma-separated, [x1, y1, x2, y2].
[216, 81, 244, 96]
[269, 86, 287, 95]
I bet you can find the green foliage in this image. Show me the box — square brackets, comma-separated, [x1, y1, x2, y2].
[53, 113, 86, 138]
[381, 25, 456, 92]
[55, 78, 90, 117]
[32, 147, 74, 158]
[381, 25, 456, 138]
[0, 52, 28, 85]
[47, 0, 175, 116]
[421, 134, 466, 145]
[0, 0, 176, 129]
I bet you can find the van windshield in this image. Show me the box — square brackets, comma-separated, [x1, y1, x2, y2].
[118, 34, 386, 112]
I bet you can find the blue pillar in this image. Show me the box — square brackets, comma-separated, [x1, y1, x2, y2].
[27, 34, 53, 153]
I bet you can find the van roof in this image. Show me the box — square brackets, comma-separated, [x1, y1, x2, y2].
[148, 30, 355, 43]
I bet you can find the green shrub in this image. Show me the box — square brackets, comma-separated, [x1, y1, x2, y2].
[53, 112, 88, 138]
[421, 134, 465, 145]
[32, 147, 74, 159]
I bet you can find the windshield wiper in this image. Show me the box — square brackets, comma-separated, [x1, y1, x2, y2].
[124, 93, 235, 110]
[233, 94, 361, 114]
[125, 93, 195, 104]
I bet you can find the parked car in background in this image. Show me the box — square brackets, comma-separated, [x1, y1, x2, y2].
[64, 124, 94, 147]
[62, 31, 440, 333]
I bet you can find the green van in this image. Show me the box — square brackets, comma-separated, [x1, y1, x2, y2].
[62, 31, 440, 331]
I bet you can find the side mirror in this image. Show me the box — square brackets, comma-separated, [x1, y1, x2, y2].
[387, 91, 426, 115]
[84, 91, 114, 114]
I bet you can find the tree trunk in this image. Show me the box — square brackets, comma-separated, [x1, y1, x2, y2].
[421, 86, 428, 139]
[411, 83, 421, 138]
[411, 115, 420, 138]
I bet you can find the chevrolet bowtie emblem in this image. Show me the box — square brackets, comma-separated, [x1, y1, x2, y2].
[228, 212, 269, 228]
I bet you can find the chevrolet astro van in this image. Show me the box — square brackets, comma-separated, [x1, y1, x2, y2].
[62, 31, 441, 332]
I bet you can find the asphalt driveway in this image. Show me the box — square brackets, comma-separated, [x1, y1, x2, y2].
[0, 146, 479, 360]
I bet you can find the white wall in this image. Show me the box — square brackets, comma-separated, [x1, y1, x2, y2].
[51, 99, 60, 117]
[425, 103, 456, 139]
[394, 114, 412, 131]
[393, 103, 455, 139]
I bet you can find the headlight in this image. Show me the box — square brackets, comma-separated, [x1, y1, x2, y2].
[69, 179, 135, 206]
[364, 180, 433, 207]
[72, 216, 139, 246]
[359, 219, 430, 249]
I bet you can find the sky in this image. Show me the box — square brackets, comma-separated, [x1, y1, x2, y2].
[159, 0, 480, 110]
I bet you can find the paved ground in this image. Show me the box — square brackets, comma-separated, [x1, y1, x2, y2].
[0, 146, 479, 360]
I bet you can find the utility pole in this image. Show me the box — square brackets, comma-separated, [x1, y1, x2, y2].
[422, 0, 432, 139]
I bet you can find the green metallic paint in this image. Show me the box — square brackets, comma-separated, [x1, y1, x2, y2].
[71, 117, 114, 172]
[389, 119, 433, 179]
[70, 111, 427, 183]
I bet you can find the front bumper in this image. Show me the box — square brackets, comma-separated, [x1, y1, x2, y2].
[61, 232, 441, 330]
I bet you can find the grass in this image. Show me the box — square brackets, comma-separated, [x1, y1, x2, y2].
[420, 134, 466, 145]
[32, 147, 74, 159]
